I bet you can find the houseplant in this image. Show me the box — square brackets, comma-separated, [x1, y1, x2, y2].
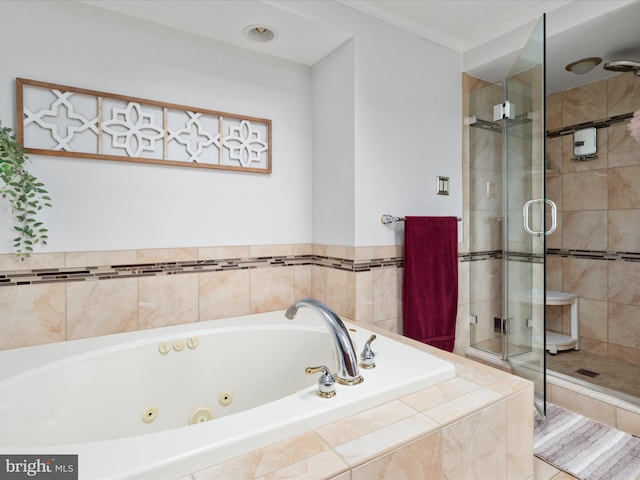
[0, 121, 51, 258]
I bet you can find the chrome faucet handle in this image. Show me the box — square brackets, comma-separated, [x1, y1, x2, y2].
[286, 298, 363, 386]
[305, 365, 336, 398]
[359, 334, 377, 369]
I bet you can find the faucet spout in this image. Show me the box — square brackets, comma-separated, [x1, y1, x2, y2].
[285, 298, 363, 386]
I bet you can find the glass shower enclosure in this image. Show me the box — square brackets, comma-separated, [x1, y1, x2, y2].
[468, 17, 549, 414]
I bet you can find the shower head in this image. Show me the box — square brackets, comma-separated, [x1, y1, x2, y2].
[603, 59, 640, 76]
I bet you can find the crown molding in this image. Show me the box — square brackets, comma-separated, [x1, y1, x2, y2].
[337, 0, 463, 52]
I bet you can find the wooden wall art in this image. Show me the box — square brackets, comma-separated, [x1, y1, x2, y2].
[16, 78, 272, 173]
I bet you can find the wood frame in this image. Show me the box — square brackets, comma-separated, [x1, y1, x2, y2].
[16, 78, 272, 174]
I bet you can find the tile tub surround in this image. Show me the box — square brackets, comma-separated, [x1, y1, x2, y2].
[468, 346, 640, 440]
[0, 245, 533, 478]
[0, 243, 536, 479]
[1, 244, 427, 350]
[185, 324, 534, 480]
[0, 243, 477, 353]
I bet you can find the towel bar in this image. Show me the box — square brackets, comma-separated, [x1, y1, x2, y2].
[381, 214, 462, 225]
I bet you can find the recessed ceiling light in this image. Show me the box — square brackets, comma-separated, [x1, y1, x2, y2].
[565, 57, 602, 75]
[243, 24, 276, 42]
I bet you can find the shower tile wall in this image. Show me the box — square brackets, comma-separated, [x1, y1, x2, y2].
[462, 73, 504, 354]
[545, 72, 640, 366]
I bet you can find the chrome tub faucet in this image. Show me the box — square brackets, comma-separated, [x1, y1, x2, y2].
[285, 298, 363, 386]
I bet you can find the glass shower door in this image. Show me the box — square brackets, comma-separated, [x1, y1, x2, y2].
[503, 15, 547, 415]
[468, 15, 547, 415]
[468, 81, 504, 358]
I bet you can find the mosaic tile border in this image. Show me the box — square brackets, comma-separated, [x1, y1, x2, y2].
[0, 254, 404, 287]
[547, 248, 640, 262]
[2, 248, 634, 287]
[461, 250, 545, 264]
[472, 112, 633, 139]
[546, 112, 633, 138]
[459, 250, 502, 262]
[464, 249, 640, 263]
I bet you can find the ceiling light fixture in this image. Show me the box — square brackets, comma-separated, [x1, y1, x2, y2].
[565, 57, 602, 75]
[243, 24, 276, 42]
[603, 59, 640, 76]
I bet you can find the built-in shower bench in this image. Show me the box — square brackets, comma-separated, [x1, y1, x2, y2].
[546, 290, 580, 354]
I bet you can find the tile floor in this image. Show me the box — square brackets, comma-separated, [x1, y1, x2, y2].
[534, 457, 578, 479]
[471, 341, 640, 400]
[546, 349, 640, 400]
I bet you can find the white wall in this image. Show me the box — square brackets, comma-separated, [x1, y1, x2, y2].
[0, 1, 312, 253]
[0, 0, 464, 254]
[311, 39, 356, 246]
[352, 16, 462, 246]
[300, 1, 463, 247]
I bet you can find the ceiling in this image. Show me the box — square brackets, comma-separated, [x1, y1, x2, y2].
[79, 0, 640, 94]
[339, 0, 571, 52]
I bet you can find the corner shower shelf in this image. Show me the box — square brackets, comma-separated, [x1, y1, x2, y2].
[545, 290, 580, 355]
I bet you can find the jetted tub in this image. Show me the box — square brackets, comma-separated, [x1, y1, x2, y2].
[0, 308, 455, 479]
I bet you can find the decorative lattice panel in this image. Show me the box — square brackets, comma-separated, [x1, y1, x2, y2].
[16, 78, 271, 173]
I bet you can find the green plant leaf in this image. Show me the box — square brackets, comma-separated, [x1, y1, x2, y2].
[0, 121, 51, 256]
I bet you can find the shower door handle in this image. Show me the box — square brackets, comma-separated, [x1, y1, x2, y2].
[523, 199, 541, 236]
[523, 199, 557, 236]
[545, 199, 557, 235]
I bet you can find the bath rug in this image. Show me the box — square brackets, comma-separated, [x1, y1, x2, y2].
[534, 403, 640, 480]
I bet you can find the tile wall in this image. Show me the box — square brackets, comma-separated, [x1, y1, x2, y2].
[461, 71, 640, 436]
[0, 243, 533, 479]
[0, 241, 473, 354]
[461, 73, 504, 354]
[0, 244, 410, 351]
[547, 376, 640, 437]
[545, 72, 640, 366]
[461, 71, 640, 366]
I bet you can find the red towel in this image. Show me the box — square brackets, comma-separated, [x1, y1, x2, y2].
[402, 216, 458, 352]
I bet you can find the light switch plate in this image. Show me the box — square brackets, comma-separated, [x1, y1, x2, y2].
[437, 176, 450, 195]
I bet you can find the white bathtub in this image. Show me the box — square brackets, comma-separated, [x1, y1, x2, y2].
[0, 309, 455, 479]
